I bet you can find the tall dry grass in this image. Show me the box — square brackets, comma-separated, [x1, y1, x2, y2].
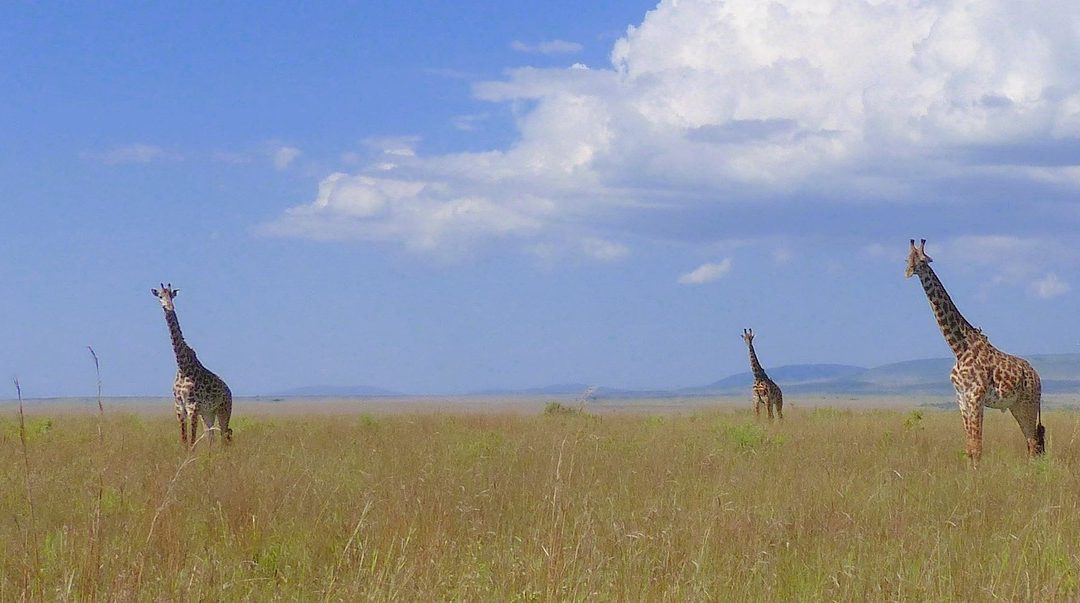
[2, 406, 1080, 600]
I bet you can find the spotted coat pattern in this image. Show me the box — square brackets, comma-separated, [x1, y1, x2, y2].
[152, 285, 233, 447]
[741, 329, 784, 421]
[905, 240, 1043, 465]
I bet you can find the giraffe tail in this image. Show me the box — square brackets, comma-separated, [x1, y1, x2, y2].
[1036, 422, 1046, 456]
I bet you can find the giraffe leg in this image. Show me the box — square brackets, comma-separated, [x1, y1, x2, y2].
[766, 397, 774, 421]
[1008, 397, 1044, 458]
[775, 395, 783, 421]
[218, 395, 233, 444]
[204, 413, 217, 445]
[753, 395, 762, 419]
[958, 391, 985, 467]
[187, 404, 199, 448]
[174, 395, 187, 445]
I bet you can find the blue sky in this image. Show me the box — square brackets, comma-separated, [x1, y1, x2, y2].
[2, 1, 1078, 397]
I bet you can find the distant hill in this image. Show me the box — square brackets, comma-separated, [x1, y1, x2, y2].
[271, 354, 1080, 400]
[274, 385, 401, 397]
[692, 364, 868, 392]
[598, 353, 1080, 398]
[686, 356, 1080, 399]
[471, 383, 594, 396]
[834, 354, 1080, 395]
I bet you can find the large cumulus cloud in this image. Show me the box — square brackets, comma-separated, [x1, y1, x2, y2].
[263, 0, 1080, 257]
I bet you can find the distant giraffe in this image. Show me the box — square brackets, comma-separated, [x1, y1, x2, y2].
[741, 329, 783, 421]
[905, 239, 1043, 465]
[151, 284, 233, 447]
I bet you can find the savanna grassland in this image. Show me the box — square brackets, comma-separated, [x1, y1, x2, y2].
[3, 404, 1080, 601]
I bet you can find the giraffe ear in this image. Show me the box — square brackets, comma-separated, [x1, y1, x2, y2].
[171, 288, 180, 297]
[151, 288, 159, 297]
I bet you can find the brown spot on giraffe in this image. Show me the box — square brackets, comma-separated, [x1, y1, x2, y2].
[152, 284, 234, 448]
[905, 240, 1043, 466]
[741, 328, 783, 421]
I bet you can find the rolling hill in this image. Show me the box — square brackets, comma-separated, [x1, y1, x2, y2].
[273, 354, 1080, 399]
[651, 353, 1080, 398]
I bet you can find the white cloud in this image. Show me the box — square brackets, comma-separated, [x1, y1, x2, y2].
[266, 0, 1080, 257]
[581, 238, 629, 261]
[362, 136, 418, 157]
[84, 143, 171, 165]
[272, 146, 302, 170]
[935, 235, 1077, 298]
[1031, 273, 1070, 299]
[450, 114, 487, 131]
[678, 259, 732, 285]
[527, 236, 630, 265]
[1025, 165, 1080, 189]
[261, 171, 551, 255]
[511, 39, 583, 55]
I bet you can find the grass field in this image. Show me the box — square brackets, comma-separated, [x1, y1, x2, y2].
[3, 403, 1080, 600]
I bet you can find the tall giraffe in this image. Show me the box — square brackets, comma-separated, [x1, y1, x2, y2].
[741, 329, 783, 421]
[151, 284, 233, 447]
[905, 239, 1043, 465]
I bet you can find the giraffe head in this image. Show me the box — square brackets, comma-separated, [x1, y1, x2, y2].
[741, 328, 754, 345]
[151, 283, 180, 311]
[904, 239, 933, 278]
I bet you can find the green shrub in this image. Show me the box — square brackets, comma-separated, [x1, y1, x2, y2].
[903, 410, 924, 430]
[544, 402, 579, 416]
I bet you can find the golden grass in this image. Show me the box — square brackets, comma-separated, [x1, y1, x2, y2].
[3, 407, 1080, 601]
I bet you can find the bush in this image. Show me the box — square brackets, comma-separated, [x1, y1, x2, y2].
[903, 410, 924, 431]
[544, 402, 580, 416]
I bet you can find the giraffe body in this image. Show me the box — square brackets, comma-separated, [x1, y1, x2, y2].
[741, 329, 783, 421]
[152, 284, 233, 447]
[173, 364, 233, 446]
[905, 240, 1043, 464]
[751, 378, 783, 421]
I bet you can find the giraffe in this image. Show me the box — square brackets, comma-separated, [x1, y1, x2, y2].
[905, 239, 1044, 465]
[151, 284, 233, 447]
[741, 329, 783, 421]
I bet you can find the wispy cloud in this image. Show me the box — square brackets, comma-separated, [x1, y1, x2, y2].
[678, 259, 732, 285]
[272, 146, 302, 170]
[82, 143, 173, 165]
[582, 238, 629, 261]
[510, 39, 583, 55]
[209, 143, 305, 170]
[362, 136, 418, 157]
[1031, 273, 1070, 299]
[451, 114, 488, 131]
[937, 235, 1076, 299]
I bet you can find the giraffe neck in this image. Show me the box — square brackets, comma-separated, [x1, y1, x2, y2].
[747, 344, 769, 381]
[916, 265, 978, 357]
[163, 308, 198, 372]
